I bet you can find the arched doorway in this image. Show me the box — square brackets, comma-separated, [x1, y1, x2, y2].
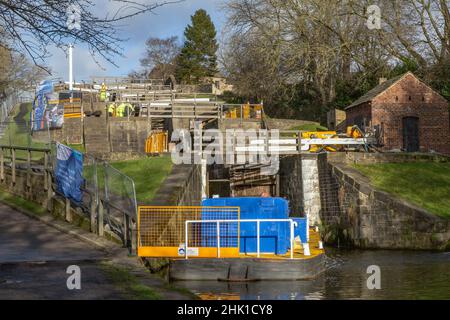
[402, 117, 419, 152]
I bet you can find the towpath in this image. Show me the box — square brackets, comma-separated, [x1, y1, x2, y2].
[0, 202, 193, 300]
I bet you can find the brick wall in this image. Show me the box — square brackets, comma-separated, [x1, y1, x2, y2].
[345, 102, 372, 130]
[373, 74, 450, 154]
[347, 73, 450, 155]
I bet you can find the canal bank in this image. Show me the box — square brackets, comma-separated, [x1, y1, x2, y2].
[278, 152, 450, 250]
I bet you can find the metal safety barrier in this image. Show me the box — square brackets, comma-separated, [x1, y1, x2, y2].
[185, 219, 297, 260]
[145, 131, 168, 154]
[137, 206, 240, 258]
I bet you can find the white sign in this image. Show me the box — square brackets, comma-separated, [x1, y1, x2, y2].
[178, 244, 199, 257]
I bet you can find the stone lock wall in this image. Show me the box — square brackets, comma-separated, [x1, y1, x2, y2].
[279, 153, 324, 224]
[83, 117, 151, 159]
[109, 118, 149, 154]
[318, 153, 450, 250]
[278, 152, 450, 250]
[32, 118, 83, 145]
[150, 164, 202, 206]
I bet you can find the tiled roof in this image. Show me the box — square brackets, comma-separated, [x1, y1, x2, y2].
[345, 72, 412, 110]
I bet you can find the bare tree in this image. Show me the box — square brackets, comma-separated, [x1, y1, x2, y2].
[223, 0, 373, 110]
[349, 0, 450, 69]
[0, 0, 183, 71]
[0, 47, 45, 99]
[223, 0, 449, 119]
[140, 36, 180, 79]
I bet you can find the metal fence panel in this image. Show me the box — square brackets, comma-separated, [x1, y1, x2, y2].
[103, 163, 137, 218]
[137, 206, 240, 258]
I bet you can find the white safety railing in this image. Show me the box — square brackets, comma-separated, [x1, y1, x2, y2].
[185, 219, 298, 260]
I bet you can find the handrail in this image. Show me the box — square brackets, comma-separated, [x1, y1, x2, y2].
[185, 218, 298, 260]
[0, 145, 53, 209]
[0, 145, 51, 152]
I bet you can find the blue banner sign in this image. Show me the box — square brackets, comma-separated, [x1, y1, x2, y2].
[32, 80, 64, 131]
[55, 143, 84, 203]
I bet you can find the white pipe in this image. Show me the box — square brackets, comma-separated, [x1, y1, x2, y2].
[290, 221, 294, 259]
[69, 44, 73, 92]
[186, 219, 297, 259]
[201, 158, 207, 199]
[216, 221, 220, 258]
[187, 219, 295, 223]
[257, 220, 260, 258]
[306, 213, 310, 242]
[185, 220, 188, 260]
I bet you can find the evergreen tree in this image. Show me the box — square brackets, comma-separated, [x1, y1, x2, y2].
[176, 9, 218, 84]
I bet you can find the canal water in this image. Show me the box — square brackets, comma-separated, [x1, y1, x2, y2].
[172, 249, 450, 300]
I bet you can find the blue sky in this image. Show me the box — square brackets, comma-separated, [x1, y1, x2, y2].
[48, 0, 225, 82]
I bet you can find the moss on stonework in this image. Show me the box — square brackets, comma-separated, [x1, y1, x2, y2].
[0, 187, 46, 216]
[321, 223, 354, 248]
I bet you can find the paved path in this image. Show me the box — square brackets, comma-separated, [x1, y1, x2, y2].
[0, 203, 105, 264]
[0, 203, 123, 299]
[0, 203, 195, 300]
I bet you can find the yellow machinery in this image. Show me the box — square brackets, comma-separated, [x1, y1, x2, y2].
[145, 131, 168, 154]
[243, 103, 250, 119]
[227, 108, 238, 119]
[301, 126, 368, 153]
[301, 130, 339, 152]
[346, 125, 364, 139]
[225, 103, 264, 119]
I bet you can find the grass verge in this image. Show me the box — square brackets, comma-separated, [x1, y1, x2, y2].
[100, 263, 162, 300]
[0, 187, 46, 217]
[353, 162, 450, 218]
[108, 156, 173, 203]
[289, 123, 328, 131]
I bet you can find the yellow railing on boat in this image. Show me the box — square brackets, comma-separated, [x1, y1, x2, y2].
[137, 206, 240, 258]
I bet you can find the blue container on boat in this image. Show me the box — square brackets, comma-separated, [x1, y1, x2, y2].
[292, 218, 308, 244]
[199, 206, 239, 248]
[202, 197, 290, 254]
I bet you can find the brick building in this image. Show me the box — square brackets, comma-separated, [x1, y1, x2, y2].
[346, 72, 450, 154]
